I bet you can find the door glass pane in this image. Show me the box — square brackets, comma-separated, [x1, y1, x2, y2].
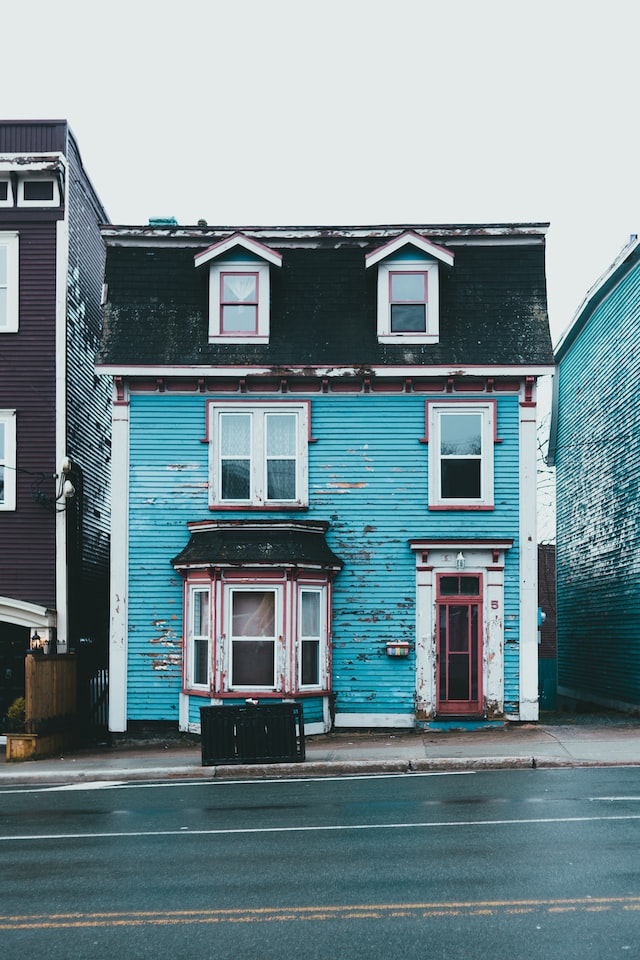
[439, 576, 459, 596]
[460, 576, 480, 595]
[448, 605, 469, 652]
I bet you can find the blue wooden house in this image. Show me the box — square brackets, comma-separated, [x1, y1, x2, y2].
[549, 236, 640, 713]
[97, 223, 553, 735]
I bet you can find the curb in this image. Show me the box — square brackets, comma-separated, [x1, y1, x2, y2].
[2, 755, 640, 787]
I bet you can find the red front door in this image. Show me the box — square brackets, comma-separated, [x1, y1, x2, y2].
[436, 574, 483, 715]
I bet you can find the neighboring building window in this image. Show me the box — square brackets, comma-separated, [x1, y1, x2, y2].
[17, 176, 60, 207]
[208, 401, 309, 507]
[0, 178, 13, 207]
[0, 233, 19, 332]
[0, 409, 17, 511]
[427, 401, 496, 509]
[187, 584, 210, 688]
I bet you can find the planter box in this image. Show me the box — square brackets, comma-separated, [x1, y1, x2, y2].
[5, 731, 74, 762]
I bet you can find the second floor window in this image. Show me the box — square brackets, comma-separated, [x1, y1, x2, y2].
[209, 401, 309, 507]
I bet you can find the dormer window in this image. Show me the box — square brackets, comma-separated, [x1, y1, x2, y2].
[194, 233, 282, 343]
[220, 271, 259, 334]
[366, 231, 454, 345]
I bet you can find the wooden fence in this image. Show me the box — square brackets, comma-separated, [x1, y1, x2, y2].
[6, 654, 77, 761]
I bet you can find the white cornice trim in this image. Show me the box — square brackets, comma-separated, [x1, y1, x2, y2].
[96, 363, 555, 379]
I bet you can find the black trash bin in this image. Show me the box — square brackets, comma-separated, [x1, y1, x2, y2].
[200, 702, 305, 765]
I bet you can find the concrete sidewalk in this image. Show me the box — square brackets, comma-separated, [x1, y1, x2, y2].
[2, 715, 640, 785]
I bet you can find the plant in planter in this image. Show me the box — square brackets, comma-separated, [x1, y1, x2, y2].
[6, 697, 26, 733]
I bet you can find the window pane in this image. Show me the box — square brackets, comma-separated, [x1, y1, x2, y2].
[232, 640, 274, 686]
[0, 289, 6, 327]
[441, 414, 481, 456]
[460, 576, 480, 596]
[221, 460, 250, 499]
[221, 414, 250, 456]
[222, 273, 257, 302]
[0, 246, 6, 285]
[441, 459, 481, 498]
[0, 182, 8, 201]
[232, 592, 275, 637]
[193, 590, 209, 635]
[23, 180, 54, 201]
[301, 639, 320, 685]
[0, 421, 4, 458]
[221, 304, 257, 332]
[391, 272, 426, 301]
[439, 576, 459, 596]
[266, 414, 296, 456]
[0, 466, 4, 504]
[390, 304, 426, 332]
[193, 637, 209, 685]
[267, 460, 296, 500]
[301, 591, 320, 637]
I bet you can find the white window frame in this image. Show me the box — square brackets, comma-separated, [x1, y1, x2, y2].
[208, 259, 271, 343]
[0, 409, 17, 511]
[17, 175, 60, 207]
[0, 177, 13, 207]
[186, 582, 211, 690]
[227, 584, 282, 691]
[427, 401, 496, 509]
[208, 401, 309, 508]
[376, 257, 440, 343]
[0, 233, 19, 333]
[298, 586, 326, 690]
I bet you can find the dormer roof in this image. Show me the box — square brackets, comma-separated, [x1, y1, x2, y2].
[194, 232, 283, 269]
[365, 230, 455, 268]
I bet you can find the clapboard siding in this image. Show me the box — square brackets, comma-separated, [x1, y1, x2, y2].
[0, 220, 58, 605]
[64, 134, 111, 644]
[555, 254, 640, 706]
[125, 392, 523, 721]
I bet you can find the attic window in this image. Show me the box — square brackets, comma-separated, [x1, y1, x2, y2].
[194, 233, 282, 344]
[0, 179, 12, 206]
[365, 231, 454, 346]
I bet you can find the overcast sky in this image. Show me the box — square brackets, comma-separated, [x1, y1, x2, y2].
[3, 0, 638, 343]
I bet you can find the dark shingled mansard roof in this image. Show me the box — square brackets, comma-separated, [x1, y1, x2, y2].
[98, 223, 554, 370]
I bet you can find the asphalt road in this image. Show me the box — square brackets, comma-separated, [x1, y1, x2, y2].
[1, 767, 640, 959]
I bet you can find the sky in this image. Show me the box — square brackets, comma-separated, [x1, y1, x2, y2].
[4, 0, 638, 346]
